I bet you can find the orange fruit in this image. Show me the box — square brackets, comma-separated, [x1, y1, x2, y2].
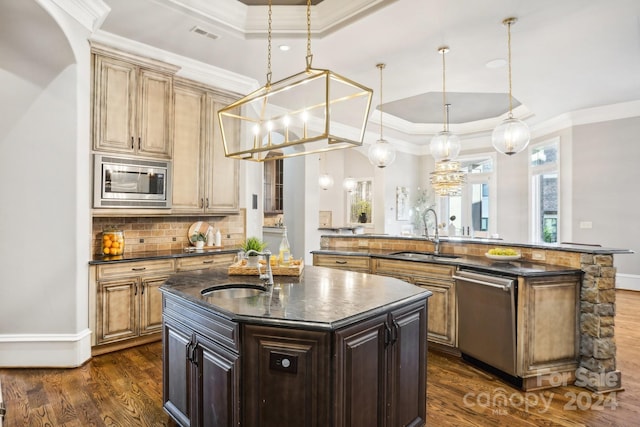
[103, 247, 110, 255]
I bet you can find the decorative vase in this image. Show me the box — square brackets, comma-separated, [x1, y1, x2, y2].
[358, 212, 368, 223]
[195, 240, 205, 249]
[247, 255, 259, 267]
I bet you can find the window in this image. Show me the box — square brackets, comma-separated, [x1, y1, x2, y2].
[440, 154, 496, 237]
[347, 179, 373, 224]
[529, 138, 559, 243]
[264, 154, 283, 213]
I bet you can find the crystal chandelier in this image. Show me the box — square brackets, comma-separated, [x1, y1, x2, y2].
[430, 161, 466, 197]
[492, 17, 531, 156]
[218, 0, 373, 162]
[430, 47, 461, 162]
[368, 63, 396, 168]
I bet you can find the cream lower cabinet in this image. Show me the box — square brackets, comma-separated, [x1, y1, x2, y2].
[312, 254, 371, 273]
[175, 253, 236, 272]
[90, 259, 174, 355]
[517, 274, 581, 389]
[172, 78, 239, 215]
[370, 258, 457, 348]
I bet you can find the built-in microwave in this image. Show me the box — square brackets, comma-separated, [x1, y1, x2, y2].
[93, 154, 172, 209]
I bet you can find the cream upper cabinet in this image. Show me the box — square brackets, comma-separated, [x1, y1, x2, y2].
[92, 51, 175, 158]
[172, 78, 239, 214]
[206, 96, 239, 214]
[172, 81, 207, 212]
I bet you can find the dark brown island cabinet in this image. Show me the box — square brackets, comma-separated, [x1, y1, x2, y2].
[159, 266, 431, 427]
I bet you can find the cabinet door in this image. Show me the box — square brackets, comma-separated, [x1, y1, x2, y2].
[163, 317, 194, 427]
[96, 278, 138, 344]
[140, 275, 167, 335]
[172, 82, 207, 213]
[193, 334, 240, 427]
[312, 254, 370, 273]
[137, 68, 173, 157]
[206, 98, 239, 214]
[243, 325, 330, 427]
[93, 55, 137, 154]
[387, 301, 427, 427]
[518, 276, 580, 378]
[414, 278, 456, 347]
[334, 314, 387, 427]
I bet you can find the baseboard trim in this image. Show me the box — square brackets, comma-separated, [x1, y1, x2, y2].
[616, 273, 640, 292]
[0, 329, 92, 368]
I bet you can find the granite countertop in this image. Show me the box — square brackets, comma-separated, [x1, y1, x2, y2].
[311, 248, 583, 277]
[89, 247, 241, 265]
[160, 265, 431, 331]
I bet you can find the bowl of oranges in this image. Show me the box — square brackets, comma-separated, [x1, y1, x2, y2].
[102, 228, 125, 256]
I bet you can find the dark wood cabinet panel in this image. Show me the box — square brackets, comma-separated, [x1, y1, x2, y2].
[243, 325, 330, 427]
[334, 314, 387, 427]
[163, 318, 192, 426]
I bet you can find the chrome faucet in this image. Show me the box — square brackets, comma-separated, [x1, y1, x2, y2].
[245, 250, 274, 286]
[423, 208, 440, 255]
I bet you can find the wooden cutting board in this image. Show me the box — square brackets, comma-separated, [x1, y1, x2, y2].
[228, 260, 304, 276]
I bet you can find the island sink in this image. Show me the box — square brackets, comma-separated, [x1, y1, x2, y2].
[201, 284, 267, 299]
[389, 251, 460, 260]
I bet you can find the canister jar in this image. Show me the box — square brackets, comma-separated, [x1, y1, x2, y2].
[102, 227, 125, 255]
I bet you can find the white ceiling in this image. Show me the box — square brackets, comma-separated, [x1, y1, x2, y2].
[48, 0, 640, 146]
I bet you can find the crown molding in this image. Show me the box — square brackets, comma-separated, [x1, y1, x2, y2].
[153, 0, 395, 38]
[90, 30, 258, 95]
[46, 0, 110, 32]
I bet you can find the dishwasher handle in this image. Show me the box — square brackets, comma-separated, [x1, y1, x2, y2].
[453, 275, 513, 292]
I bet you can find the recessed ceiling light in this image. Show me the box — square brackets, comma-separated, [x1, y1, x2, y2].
[486, 58, 506, 68]
[279, 45, 291, 51]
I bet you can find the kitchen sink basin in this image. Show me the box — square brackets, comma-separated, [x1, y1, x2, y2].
[201, 284, 267, 299]
[389, 251, 460, 260]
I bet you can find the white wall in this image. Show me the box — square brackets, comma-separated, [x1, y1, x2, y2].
[0, 0, 92, 366]
[571, 117, 640, 276]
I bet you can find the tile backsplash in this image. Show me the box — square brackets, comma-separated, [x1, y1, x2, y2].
[92, 209, 246, 255]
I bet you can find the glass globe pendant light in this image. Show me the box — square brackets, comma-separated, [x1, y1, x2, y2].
[430, 46, 461, 162]
[343, 176, 357, 193]
[492, 17, 530, 156]
[368, 63, 396, 168]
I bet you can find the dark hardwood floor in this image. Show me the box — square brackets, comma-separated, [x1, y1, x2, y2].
[1, 290, 639, 426]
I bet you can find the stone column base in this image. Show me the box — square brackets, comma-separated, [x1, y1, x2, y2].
[575, 367, 623, 393]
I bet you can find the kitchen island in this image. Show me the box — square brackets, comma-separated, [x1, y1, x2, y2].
[159, 265, 431, 427]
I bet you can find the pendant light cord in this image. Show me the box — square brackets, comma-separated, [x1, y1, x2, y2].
[504, 18, 516, 119]
[377, 63, 385, 140]
[306, 0, 313, 69]
[439, 46, 449, 132]
[266, 0, 272, 86]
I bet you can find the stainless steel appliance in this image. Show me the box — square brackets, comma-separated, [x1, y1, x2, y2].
[94, 154, 172, 208]
[454, 269, 517, 377]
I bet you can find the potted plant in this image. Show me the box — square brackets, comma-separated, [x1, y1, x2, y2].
[351, 200, 371, 223]
[190, 232, 207, 249]
[240, 237, 267, 267]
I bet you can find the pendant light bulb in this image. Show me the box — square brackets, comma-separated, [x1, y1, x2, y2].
[492, 17, 530, 156]
[368, 63, 396, 168]
[430, 47, 461, 162]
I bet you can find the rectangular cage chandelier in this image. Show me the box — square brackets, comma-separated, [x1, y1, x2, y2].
[218, 68, 373, 162]
[217, 0, 373, 162]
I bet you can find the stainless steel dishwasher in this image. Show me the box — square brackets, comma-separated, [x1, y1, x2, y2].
[454, 269, 518, 377]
